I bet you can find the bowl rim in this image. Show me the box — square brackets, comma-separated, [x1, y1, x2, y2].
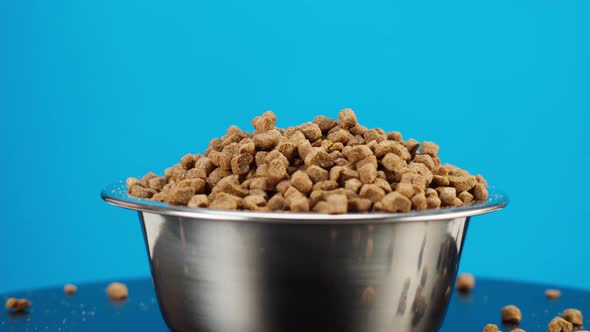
[101, 181, 508, 224]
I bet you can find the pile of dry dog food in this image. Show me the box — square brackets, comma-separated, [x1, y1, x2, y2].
[126, 109, 489, 213]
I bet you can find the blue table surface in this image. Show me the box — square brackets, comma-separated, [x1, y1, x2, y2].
[1, 277, 588, 331]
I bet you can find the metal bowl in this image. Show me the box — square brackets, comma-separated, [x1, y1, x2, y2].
[101, 181, 508, 332]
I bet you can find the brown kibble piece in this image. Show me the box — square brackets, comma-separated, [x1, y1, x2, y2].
[449, 175, 476, 192]
[188, 194, 209, 208]
[350, 125, 368, 136]
[437, 187, 458, 207]
[358, 163, 377, 184]
[129, 184, 157, 199]
[512, 329, 526, 332]
[267, 193, 286, 210]
[561, 309, 583, 326]
[387, 131, 402, 142]
[404, 139, 420, 155]
[313, 193, 348, 214]
[396, 183, 414, 198]
[381, 153, 406, 172]
[313, 115, 338, 133]
[359, 184, 386, 203]
[476, 174, 488, 186]
[455, 273, 475, 293]
[5, 298, 31, 312]
[472, 183, 489, 201]
[327, 128, 350, 144]
[345, 145, 373, 164]
[306, 165, 329, 183]
[291, 170, 313, 194]
[64, 284, 78, 295]
[501, 305, 522, 324]
[195, 157, 215, 176]
[231, 153, 253, 175]
[373, 178, 392, 193]
[210, 193, 239, 210]
[252, 111, 276, 133]
[338, 108, 357, 128]
[180, 154, 196, 170]
[212, 176, 249, 197]
[298, 122, 322, 141]
[177, 178, 206, 194]
[545, 289, 561, 300]
[411, 193, 427, 210]
[421, 141, 439, 156]
[483, 324, 499, 332]
[107, 282, 128, 300]
[253, 129, 281, 150]
[242, 195, 267, 211]
[364, 129, 387, 143]
[305, 147, 334, 168]
[432, 175, 450, 187]
[288, 195, 310, 212]
[348, 197, 372, 212]
[356, 155, 377, 171]
[377, 192, 412, 213]
[413, 154, 436, 170]
[166, 187, 194, 205]
[458, 191, 474, 204]
[548, 317, 573, 332]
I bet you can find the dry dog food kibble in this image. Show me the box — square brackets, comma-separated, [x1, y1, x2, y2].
[483, 323, 499, 332]
[545, 289, 561, 300]
[512, 329, 526, 332]
[502, 305, 522, 324]
[127, 109, 489, 213]
[64, 284, 78, 295]
[548, 317, 573, 332]
[561, 308, 583, 326]
[5, 298, 31, 312]
[455, 273, 475, 293]
[106, 282, 128, 300]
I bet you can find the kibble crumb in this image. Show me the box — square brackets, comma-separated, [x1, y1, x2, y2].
[64, 284, 78, 295]
[107, 282, 128, 301]
[501, 305, 522, 324]
[338, 108, 357, 129]
[5, 298, 31, 312]
[483, 324, 499, 332]
[561, 308, 583, 326]
[545, 289, 561, 300]
[548, 317, 573, 332]
[455, 273, 475, 293]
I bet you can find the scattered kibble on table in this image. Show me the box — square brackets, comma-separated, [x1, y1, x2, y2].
[548, 316, 573, 332]
[501, 305, 522, 324]
[64, 284, 78, 295]
[456, 273, 475, 293]
[545, 289, 561, 300]
[561, 308, 583, 326]
[5, 297, 31, 312]
[483, 323, 499, 332]
[106, 282, 128, 300]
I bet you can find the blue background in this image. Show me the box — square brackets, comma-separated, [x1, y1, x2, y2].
[1, 0, 589, 293]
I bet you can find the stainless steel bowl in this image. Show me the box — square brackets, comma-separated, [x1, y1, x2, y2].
[101, 181, 507, 332]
